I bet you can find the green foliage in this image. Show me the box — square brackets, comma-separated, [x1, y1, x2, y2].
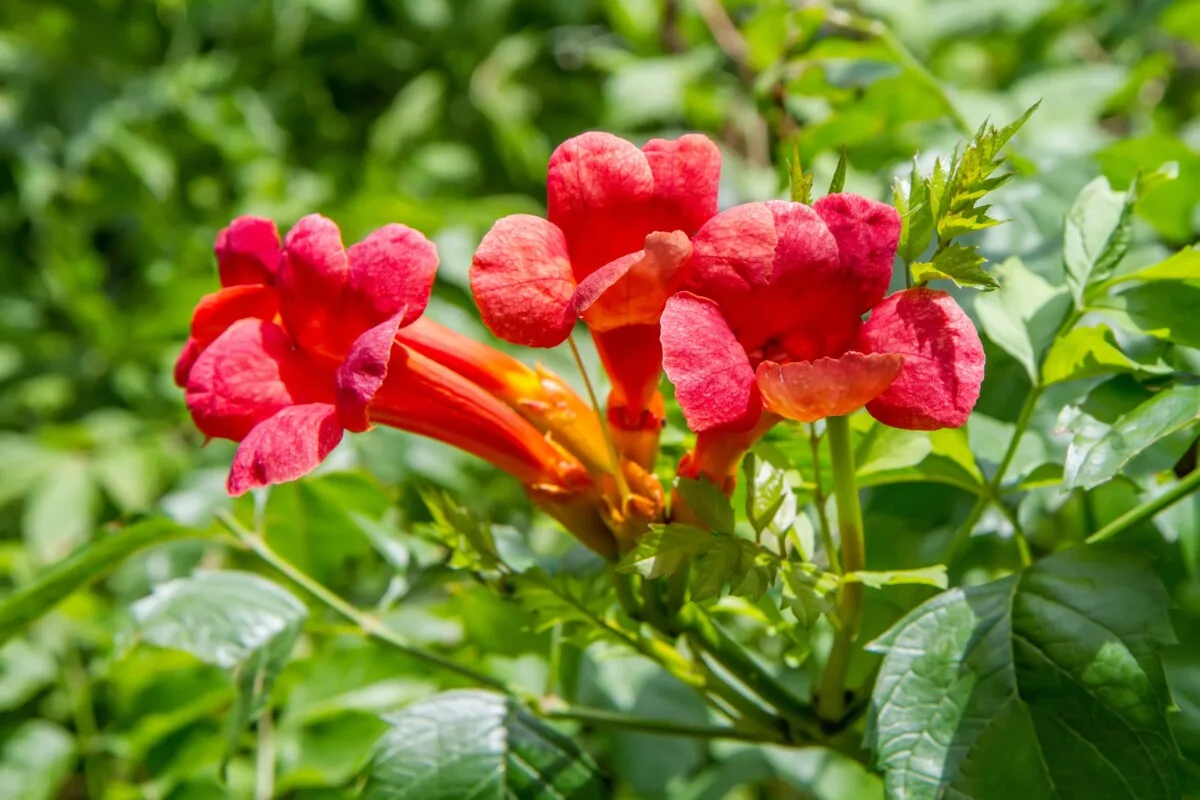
[362, 690, 605, 800]
[868, 547, 1178, 799]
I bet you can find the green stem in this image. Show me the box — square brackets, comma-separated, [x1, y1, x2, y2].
[609, 566, 643, 622]
[545, 624, 563, 698]
[1087, 469, 1200, 544]
[254, 710, 275, 800]
[687, 638, 790, 740]
[542, 704, 786, 744]
[568, 335, 630, 504]
[816, 415, 865, 722]
[681, 607, 822, 741]
[809, 424, 840, 573]
[217, 512, 509, 692]
[944, 386, 1042, 564]
[64, 646, 104, 800]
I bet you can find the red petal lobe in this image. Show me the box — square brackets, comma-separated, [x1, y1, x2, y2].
[216, 216, 281, 287]
[471, 214, 576, 348]
[278, 214, 350, 356]
[574, 230, 692, 330]
[227, 404, 343, 496]
[660, 293, 759, 432]
[642, 134, 721, 234]
[864, 288, 985, 430]
[756, 353, 903, 423]
[813, 193, 901, 312]
[335, 312, 405, 433]
[346, 223, 438, 329]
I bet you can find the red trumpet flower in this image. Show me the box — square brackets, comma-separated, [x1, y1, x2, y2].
[470, 131, 721, 466]
[177, 215, 591, 509]
[660, 194, 985, 437]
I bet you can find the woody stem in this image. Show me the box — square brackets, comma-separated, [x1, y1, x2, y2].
[815, 414, 866, 722]
[568, 335, 631, 507]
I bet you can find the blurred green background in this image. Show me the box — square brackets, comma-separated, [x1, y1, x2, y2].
[1, 0, 1198, 798]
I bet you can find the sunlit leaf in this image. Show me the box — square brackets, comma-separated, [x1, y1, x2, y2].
[974, 257, 1071, 382]
[844, 565, 947, 589]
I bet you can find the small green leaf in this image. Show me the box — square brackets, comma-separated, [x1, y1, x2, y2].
[363, 690, 605, 800]
[131, 571, 308, 759]
[974, 257, 1072, 382]
[22, 456, 98, 565]
[844, 565, 947, 590]
[789, 140, 814, 205]
[742, 450, 794, 536]
[1041, 325, 1142, 385]
[0, 720, 76, 800]
[674, 477, 735, 534]
[1064, 176, 1136, 304]
[896, 159, 934, 264]
[1064, 382, 1200, 490]
[910, 243, 998, 290]
[616, 523, 710, 579]
[0, 517, 202, 648]
[827, 145, 848, 194]
[781, 563, 839, 627]
[418, 489, 500, 571]
[692, 536, 778, 602]
[867, 546, 1178, 800]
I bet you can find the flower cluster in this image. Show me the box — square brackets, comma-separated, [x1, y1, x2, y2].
[179, 131, 984, 555]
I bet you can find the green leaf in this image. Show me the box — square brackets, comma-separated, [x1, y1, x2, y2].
[1063, 382, 1200, 490]
[418, 489, 501, 571]
[742, 450, 794, 536]
[0, 720, 76, 800]
[616, 523, 710, 579]
[1041, 325, 1141, 385]
[0, 639, 56, 711]
[844, 565, 947, 589]
[854, 423, 983, 491]
[22, 456, 98, 565]
[0, 517, 202, 648]
[868, 547, 1179, 800]
[1064, 176, 1136, 304]
[895, 159, 934, 265]
[131, 571, 308, 757]
[1097, 281, 1200, 349]
[974, 257, 1072, 382]
[692, 536, 778, 602]
[781, 563, 839, 627]
[1102, 246, 1200, 288]
[674, 477, 735, 534]
[362, 690, 605, 800]
[910, 243, 998, 290]
[789, 141, 814, 205]
[509, 568, 612, 643]
[827, 145, 847, 194]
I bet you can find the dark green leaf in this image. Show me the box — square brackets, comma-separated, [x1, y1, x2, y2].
[1097, 281, 1200, 349]
[781, 563, 838, 627]
[868, 547, 1179, 800]
[1063, 382, 1200, 489]
[362, 690, 605, 800]
[674, 477, 735, 534]
[1102, 246, 1200, 288]
[692, 536, 778, 602]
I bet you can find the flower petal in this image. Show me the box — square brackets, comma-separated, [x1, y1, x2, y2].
[216, 216, 281, 287]
[346, 223, 438, 329]
[174, 284, 279, 387]
[174, 338, 201, 388]
[335, 312, 405, 433]
[186, 319, 334, 441]
[642, 134, 721, 234]
[471, 214, 576, 348]
[685, 202, 779, 315]
[227, 404, 343, 496]
[756, 353, 903, 423]
[547, 132, 655, 277]
[278, 214, 351, 356]
[660, 292, 759, 432]
[864, 288, 985, 430]
[813, 193, 901, 312]
[573, 230, 693, 331]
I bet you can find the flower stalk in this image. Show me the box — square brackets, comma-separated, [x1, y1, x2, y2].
[816, 414, 866, 722]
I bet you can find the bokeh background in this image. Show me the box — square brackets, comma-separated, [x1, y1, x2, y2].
[1, 0, 1198, 797]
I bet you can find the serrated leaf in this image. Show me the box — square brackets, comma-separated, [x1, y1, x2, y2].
[897, 159, 934, 264]
[867, 546, 1178, 800]
[674, 477, 735, 534]
[742, 450, 794, 536]
[418, 489, 500, 571]
[363, 690, 605, 800]
[692, 535, 778, 602]
[1063, 382, 1200, 490]
[131, 571, 308, 760]
[616, 523, 710, 579]
[828, 145, 847, 194]
[910, 243, 998, 290]
[974, 257, 1072, 382]
[781, 563, 838, 627]
[509, 568, 611, 643]
[1064, 176, 1136, 304]
[1041, 325, 1141, 385]
[844, 565, 948, 589]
